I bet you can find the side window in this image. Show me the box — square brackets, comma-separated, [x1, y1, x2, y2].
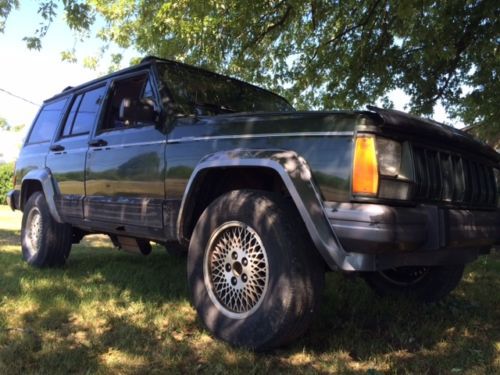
[61, 86, 106, 137]
[101, 74, 154, 132]
[143, 80, 154, 100]
[27, 98, 68, 144]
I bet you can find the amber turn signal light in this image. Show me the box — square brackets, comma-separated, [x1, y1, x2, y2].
[352, 136, 379, 196]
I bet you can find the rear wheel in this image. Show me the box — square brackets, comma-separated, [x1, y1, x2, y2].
[21, 192, 72, 267]
[188, 190, 324, 350]
[363, 265, 465, 302]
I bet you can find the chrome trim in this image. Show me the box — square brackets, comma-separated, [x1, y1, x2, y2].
[49, 147, 89, 154]
[167, 131, 353, 144]
[119, 140, 167, 148]
[89, 140, 166, 149]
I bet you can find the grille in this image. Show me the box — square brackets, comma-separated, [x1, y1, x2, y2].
[412, 146, 497, 208]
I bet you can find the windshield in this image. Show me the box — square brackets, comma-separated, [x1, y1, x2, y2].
[156, 62, 294, 115]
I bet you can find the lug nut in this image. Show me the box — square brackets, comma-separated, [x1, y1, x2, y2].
[232, 252, 238, 260]
[242, 258, 248, 266]
[225, 263, 231, 272]
[231, 277, 237, 286]
[241, 274, 248, 282]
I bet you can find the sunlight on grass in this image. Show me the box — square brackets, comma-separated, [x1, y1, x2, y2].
[0, 205, 499, 373]
[80, 234, 113, 249]
[0, 207, 21, 231]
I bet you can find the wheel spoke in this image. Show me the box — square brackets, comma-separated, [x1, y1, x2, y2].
[204, 221, 269, 317]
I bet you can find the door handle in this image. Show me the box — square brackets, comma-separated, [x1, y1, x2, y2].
[49, 144, 65, 152]
[88, 139, 108, 147]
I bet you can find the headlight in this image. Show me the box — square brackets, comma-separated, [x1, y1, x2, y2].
[352, 135, 410, 200]
[376, 137, 402, 176]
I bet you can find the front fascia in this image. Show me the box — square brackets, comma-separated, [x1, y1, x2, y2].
[177, 149, 376, 271]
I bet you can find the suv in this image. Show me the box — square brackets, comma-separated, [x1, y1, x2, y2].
[7, 57, 500, 350]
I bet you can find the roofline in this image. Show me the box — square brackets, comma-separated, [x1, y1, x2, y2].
[44, 59, 156, 103]
[43, 56, 293, 109]
[461, 123, 482, 133]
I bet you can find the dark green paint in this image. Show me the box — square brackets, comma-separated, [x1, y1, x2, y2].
[16, 58, 496, 231]
[166, 113, 359, 201]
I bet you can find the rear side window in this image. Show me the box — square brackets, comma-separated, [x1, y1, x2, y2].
[61, 85, 107, 137]
[27, 98, 68, 144]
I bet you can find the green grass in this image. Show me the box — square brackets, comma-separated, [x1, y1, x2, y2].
[0, 205, 498, 374]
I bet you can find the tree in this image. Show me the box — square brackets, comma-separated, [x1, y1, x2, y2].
[0, 162, 14, 204]
[0, 117, 24, 132]
[1, 1, 499, 138]
[0, 117, 8, 131]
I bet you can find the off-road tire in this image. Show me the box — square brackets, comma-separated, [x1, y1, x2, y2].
[363, 264, 465, 303]
[188, 189, 324, 350]
[21, 192, 72, 267]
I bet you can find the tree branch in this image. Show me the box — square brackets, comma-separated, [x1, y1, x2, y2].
[311, 0, 317, 31]
[308, 0, 383, 63]
[425, 21, 479, 105]
[242, 3, 292, 51]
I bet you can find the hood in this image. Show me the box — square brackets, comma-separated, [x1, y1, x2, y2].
[366, 106, 499, 162]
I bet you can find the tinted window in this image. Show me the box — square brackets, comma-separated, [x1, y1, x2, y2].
[157, 62, 294, 115]
[101, 74, 151, 131]
[28, 98, 68, 144]
[143, 80, 154, 99]
[70, 86, 106, 135]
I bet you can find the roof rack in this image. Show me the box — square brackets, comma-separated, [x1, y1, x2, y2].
[62, 86, 73, 92]
[140, 55, 162, 64]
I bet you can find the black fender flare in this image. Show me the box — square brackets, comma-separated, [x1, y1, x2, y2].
[177, 149, 370, 271]
[20, 168, 63, 223]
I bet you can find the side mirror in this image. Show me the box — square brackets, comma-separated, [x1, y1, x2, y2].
[119, 98, 158, 125]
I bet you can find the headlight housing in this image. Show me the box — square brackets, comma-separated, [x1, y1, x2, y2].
[352, 135, 411, 200]
[376, 137, 401, 176]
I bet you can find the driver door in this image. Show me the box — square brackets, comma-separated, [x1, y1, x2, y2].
[84, 71, 166, 236]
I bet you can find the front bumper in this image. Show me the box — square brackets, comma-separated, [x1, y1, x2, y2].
[6, 190, 19, 211]
[325, 202, 499, 271]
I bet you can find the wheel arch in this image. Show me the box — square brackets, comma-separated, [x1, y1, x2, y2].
[178, 165, 286, 243]
[177, 149, 348, 270]
[20, 169, 63, 223]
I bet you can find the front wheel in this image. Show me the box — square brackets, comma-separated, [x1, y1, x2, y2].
[363, 264, 465, 303]
[21, 192, 72, 267]
[188, 190, 324, 350]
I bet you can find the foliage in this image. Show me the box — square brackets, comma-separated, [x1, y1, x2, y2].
[1, 1, 499, 134]
[0, 117, 8, 131]
[0, 162, 14, 204]
[0, 0, 17, 32]
[0, 206, 499, 372]
[0, 117, 24, 132]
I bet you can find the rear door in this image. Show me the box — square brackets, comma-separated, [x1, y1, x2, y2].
[46, 84, 108, 221]
[84, 71, 166, 236]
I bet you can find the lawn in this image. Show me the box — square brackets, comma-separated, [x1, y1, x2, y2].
[0, 205, 498, 374]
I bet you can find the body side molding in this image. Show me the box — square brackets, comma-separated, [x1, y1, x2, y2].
[21, 168, 63, 223]
[177, 149, 373, 271]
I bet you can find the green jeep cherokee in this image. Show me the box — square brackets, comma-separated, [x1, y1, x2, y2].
[7, 57, 500, 350]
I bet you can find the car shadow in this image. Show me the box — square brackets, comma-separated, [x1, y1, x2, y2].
[0, 225, 498, 373]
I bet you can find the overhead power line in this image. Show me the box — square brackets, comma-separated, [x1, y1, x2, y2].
[0, 87, 40, 107]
